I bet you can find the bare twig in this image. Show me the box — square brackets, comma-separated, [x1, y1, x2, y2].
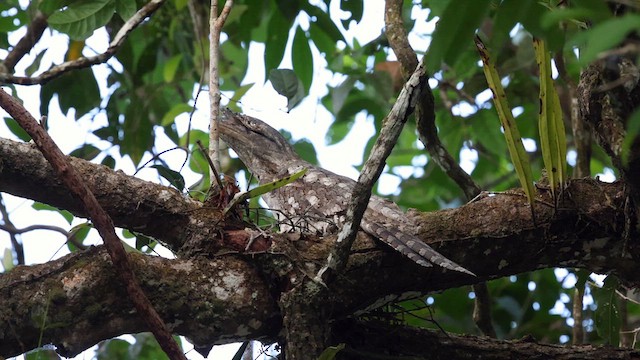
[0, 0, 166, 85]
[316, 56, 429, 281]
[554, 52, 591, 178]
[0, 89, 186, 360]
[384, 0, 491, 336]
[1, 11, 48, 73]
[208, 0, 233, 179]
[0, 194, 24, 265]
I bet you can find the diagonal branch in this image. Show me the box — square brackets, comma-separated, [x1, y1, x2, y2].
[384, 0, 481, 200]
[1, 11, 48, 73]
[0, 90, 185, 360]
[0, 0, 165, 85]
[317, 56, 429, 281]
[208, 0, 234, 176]
[384, 0, 491, 338]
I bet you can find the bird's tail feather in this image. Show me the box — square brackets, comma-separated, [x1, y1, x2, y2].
[362, 222, 475, 276]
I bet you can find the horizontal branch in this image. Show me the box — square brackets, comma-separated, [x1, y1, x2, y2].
[0, 247, 280, 358]
[1, 136, 639, 357]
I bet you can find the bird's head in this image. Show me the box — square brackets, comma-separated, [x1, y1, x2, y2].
[219, 109, 300, 181]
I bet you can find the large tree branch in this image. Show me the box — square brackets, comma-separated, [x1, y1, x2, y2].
[0, 137, 636, 284]
[1, 134, 638, 357]
[0, 247, 280, 358]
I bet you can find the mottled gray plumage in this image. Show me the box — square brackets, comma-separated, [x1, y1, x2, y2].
[219, 109, 472, 274]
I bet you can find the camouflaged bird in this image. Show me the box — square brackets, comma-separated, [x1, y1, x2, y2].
[219, 109, 472, 275]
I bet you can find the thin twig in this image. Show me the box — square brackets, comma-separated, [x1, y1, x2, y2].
[0, 0, 166, 85]
[0, 194, 24, 265]
[208, 0, 234, 177]
[1, 11, 48, 73]
[0, 89, 186, 360]
[196, 140, 224, 189]
[384, 0, 491, 337]
[315, 55, 430, 282]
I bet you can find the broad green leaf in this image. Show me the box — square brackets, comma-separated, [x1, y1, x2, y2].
[533, 38, 567, 198]
[223, 168, 307, 214]
[115, 0, 136, 20]
[135, 233, 156, 252]
[318, 343, 345, 360]
[40, 67, 100, 119]
[264, 7, 291, 78]
[96, 338, 130, 360]
[227, 83, 255, 112]
[475, 36, 535, 211]
[571, 14, 640, 65]
[3, 117, 31, 141]
[25, 50, 47, 76]
[48, 0, 116, 40]
[161, 103, 193, 127]
[269, 69, 305, 111]
[162, 54, 182, 83]
[302, 3, 345, 45]
[32, 202, 74, 224]
[151, 165, 186, 191]
[426, 0, 491, 72]
[70, 144, 101, 160]
[292, 26, 314, 93]
[340, 0, 363, 27]
[67, 223, 92, 252]
[330, 77, 357, 115]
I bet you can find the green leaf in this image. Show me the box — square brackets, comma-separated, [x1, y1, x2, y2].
[25, 50, 47, 76]
[151, 165, 186, 191]
[224, 168, 308, 215]
[48, 0, 116, 40]
[135, 233, 156, 252]
[70, 144, 101, 160]
[115, 0, 136, 20]
[302, 3, 345, 45]
[40, 67, 100, 119]
[427, 0, 491, 72]
[292, 26, 314, 93]
[264, 7, 291, 78]
[475, 36, 535, 210]
[162, 54, 182, 83]
[591, 277, 621, 345]
[161, 103, 192, 127]
[571, 14, 640, 65]
[340, 0, 363, 26]
[227, 83, 255, 112]
[32, 202, 74, 224]
[534, 38, 567, 197]
[3, 117, 31, 141]
[96, 338, 131, 360]
[318, 343, 345, 360]
[330, 77, 357, 115]
[269, 69, 305, 111]
[67, 223, 92, 252]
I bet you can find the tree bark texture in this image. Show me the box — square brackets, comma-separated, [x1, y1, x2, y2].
[1, 135, 638, 358]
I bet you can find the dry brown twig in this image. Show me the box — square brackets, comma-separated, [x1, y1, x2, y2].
[0, 0, 165, 85]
